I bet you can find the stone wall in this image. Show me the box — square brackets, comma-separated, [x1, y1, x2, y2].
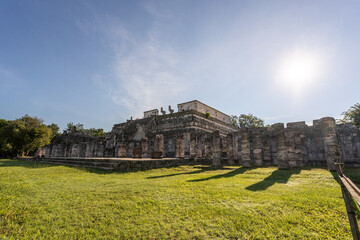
[36, 116, 360, 169]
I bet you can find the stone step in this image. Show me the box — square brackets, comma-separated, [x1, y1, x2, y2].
[42, 159, 119, 168]
[44, 157, 123, 164]
[40, 160, 115, 171]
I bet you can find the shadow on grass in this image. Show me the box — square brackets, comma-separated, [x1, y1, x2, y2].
[147, 166, 234, 179]
[245, 168, 301, 191]
[187, 167, 255, 182]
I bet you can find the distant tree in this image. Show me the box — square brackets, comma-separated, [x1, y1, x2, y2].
[340, 103, 360, 129]
[12, 115, 52, 156]
[231, 114, 265, 128]
[66, 122, 106, 137]
[66, 122, 84, 133]
[0, 119, 13, 157]
[0, 115, 52, 157]
[89, 128, 106, 137]
[47, 123, 60, 139]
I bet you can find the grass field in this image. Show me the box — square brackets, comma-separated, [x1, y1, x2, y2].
[0, 159, 359, 239]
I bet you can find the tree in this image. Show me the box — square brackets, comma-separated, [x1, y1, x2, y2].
[231, 114, 265, 128]
[66, 122, 106, 137]
[0, 115, 52, 157]
[0, 119, 13, 157]
[340, 103, 360, 129]
[47, 123, 60, 139]
[11, 115, 52, 156]
[89, 128, 106, 137]
[66, 122, 84, 133]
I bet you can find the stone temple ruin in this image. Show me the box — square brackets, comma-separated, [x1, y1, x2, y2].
[36, 100, 360, 171]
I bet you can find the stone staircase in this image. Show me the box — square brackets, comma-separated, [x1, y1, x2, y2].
[37, 157, 120, 170]
[31, 157, 207, 171]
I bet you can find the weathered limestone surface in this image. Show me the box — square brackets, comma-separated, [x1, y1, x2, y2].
[240, 129, 252, 167]
[338, 124, 360, 167]
[36, 112, 360, 170]
[272, 123, 289, 169]
[319, 117, 340, 171]
[176, 134, 185, 158]
[156, 134, 164, 157]
[252, 128, 263, 167]
[226, 133, 234, 165]
[212, 131, 221, 167]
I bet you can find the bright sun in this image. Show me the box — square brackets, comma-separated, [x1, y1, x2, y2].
[276, 49, 323, 95]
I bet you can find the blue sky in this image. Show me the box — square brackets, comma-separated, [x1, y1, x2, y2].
[1, 0, 359, 131]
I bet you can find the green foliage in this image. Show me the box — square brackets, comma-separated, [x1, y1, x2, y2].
[340, 103, 360, 129]
[231, 113, 265, 128]
[47, 123, 60, 139]
[205, 111, 211, 118]
[66, 122, 84, 132]
[88, 128, 106, 137]
[66, 122, 106, 137]
[0, 160, 354, 239]
[0, 115, 55, 157]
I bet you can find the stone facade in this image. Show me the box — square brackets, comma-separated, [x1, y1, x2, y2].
[36, 101, 360, 170]
[177, 100, 231, 124]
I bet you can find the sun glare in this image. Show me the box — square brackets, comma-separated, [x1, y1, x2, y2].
[276, 49, 323, 96]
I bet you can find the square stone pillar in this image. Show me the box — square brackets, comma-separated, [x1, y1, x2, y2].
[190, 132, 197, 159]
[212, 131, 221, 167]
[285, 127, 296, 168]
[116, 144, 127, 157]
[252, 128, 263, 167]
[141, 138, 148, 158]
[196, 135, 203, 159]
[176, 134, 185, 158]
[156, 134, 164, 157]
[71, 144, 80, 157]
[262, 129, 272, 166]
[85, 142, 94, 157]
[240, 129, 252, 167]
[204, 136, 212, 159]
[184, 132, 191, 159]
[319, 117, 340, 171]
[127, 142, 134, 158]
[226, 133, 234, 165]
[271, 123, 289, 169]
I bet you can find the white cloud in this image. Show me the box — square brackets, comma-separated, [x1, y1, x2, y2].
[79, 3, 187, 117]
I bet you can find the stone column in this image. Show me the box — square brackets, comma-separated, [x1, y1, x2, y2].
[262, 129, 272, 166]
[285, 126, 296, 168]
[71, 144, 80, 157]
[240, 129, 252, 167]
[204, 136, 212, 159]
[116, 144, 126, 157]
[156, 134, 164, 157]
[141, 138, 148, 158]
[127, 142, 134, 158]
[233, 132, 240, 164]
[212, 131, 221, 167]
[190, 132, 197, 159]
[252, 128, 263, 167]
[196, 134, 203, 159]
[184, 132, 191, 159]
[319, 117, 340, 171]
[176, 134, 185, 158]
[85, 142, 94, 157]
[226, 133, 234, 165]
[272, 123, 289, 169]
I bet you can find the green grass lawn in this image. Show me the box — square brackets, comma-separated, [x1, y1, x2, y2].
[0, 159, 358, 239]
